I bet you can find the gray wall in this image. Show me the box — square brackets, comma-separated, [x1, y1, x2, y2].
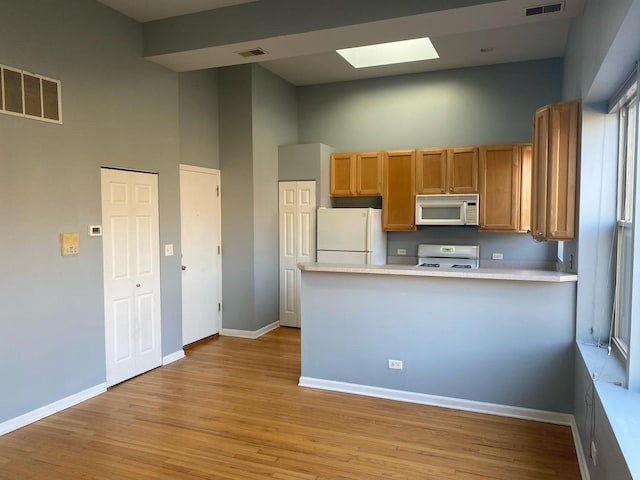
[251, 65, 298, 330]
[0, 0, 185, 422]
[278, 143, 334, 208]
[219, 64, 297, 331]
[179, 69, 220, 169]
[562, 0, 640, 478]
[301, 271, 576, 413]
[219, 65, 256, 331]
[297, 59, 563, 151]
[296, 59, 564, 263]
[389, 228, 557, 263]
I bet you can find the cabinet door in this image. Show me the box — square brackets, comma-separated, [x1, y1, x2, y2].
[519, 144, 532, 233]
[330, 153, 355, 196]
[416, 148, 447, 194]
[479, 145, 520, 232]
[448, 147, 478, 193]
[383, 150, 416, 231]
[547, 101, 579, 240]
[356, 151, 383, 195]
[531, 106, 550, 240]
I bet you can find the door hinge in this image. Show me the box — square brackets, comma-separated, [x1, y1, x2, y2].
[218, 303, 221, 312]
[216, 185, 220, 197]
[218, 245, 221, 255]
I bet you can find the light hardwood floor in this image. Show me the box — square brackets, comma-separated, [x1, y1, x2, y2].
[0, 327, 580, 479]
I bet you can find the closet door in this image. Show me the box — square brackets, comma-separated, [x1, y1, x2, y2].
[101, 168, 162, 386]
[279, 181, 316, 328]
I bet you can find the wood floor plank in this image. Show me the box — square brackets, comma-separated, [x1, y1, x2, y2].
[0, 327, 580, 479]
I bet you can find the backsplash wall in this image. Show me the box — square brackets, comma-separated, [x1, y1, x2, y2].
[388, 227, 557, 264]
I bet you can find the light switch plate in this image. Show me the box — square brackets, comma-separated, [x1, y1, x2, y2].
[492, 253, 504, 260]
[60, 232, 79, 256]
[164, 244, 174, 256]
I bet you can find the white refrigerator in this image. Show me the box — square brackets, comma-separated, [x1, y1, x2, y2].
[316, 208, 387, 265]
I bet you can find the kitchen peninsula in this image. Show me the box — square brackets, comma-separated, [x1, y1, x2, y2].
[298, 262, 578, 416]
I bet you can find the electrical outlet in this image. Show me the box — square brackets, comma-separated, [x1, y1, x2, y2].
[591, 441, 597, 466]
[492, 252, 503, 260]
[397, 248, 407, 255]
[388, 359, 403, 370]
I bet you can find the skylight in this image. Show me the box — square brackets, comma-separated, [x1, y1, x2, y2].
[336, 37, 439, 69]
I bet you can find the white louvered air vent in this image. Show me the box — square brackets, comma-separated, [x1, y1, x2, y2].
[524, 2, 564, 16]
[237, 48, 268, 58]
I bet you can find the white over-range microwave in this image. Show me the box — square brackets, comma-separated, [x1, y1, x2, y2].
[415, 194, 479, 226]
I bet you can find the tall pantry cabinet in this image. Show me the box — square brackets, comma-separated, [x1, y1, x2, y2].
[531, 99, 580, 241]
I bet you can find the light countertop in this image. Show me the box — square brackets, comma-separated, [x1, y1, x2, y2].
[298, 262, 578, 283]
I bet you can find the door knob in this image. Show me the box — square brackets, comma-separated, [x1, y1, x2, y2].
[136, 284, 141, 288]
[181, 265, 187, 271]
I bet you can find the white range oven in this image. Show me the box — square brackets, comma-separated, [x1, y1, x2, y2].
[416, 244, 480, 269]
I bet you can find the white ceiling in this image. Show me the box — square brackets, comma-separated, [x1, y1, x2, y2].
[97, 0, 586, 86]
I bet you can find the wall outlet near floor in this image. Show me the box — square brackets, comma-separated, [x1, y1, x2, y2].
[388, 359, 403, 370]
[492, 252, 504, 260]
[397, 248, 407, 255]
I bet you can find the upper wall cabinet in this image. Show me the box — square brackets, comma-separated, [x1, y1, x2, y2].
[479, 144, 532, 232]
[531, 100, 580, 241]
[330, 151, 383, 196]
[383, 150, 416, 231]
[416, 147, 478, 194]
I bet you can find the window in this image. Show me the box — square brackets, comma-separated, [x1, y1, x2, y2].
[612, 82, 638, 358]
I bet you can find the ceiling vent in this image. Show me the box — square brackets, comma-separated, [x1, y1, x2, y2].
[237, 48, 268, 58]
[524, 2, 564, 16]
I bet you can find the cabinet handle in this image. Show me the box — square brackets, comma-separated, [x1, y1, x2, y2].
[449, 187, 453, 192]
[536, 231, 543, 236]
[549, 232, 555, 237]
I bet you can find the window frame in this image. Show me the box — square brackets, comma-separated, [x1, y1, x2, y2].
[612, 83, 638, 364]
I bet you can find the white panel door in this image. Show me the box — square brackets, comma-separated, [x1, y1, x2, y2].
[279, 181, 316, 328]
[102, 168, 162, 387]
[179, 165, 222, 346]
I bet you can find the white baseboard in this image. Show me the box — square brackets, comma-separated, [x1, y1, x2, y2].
[221, 321, 279, 339]
[299, 376, 574, 425]
[570, 417, 592, 480]
[163, 350, 185, 365]
[0, 383, 106, 436]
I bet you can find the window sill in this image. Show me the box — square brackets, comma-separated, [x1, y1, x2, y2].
[577, 342, 640, 477]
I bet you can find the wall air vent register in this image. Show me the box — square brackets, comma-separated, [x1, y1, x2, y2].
[524, 2, 564, 16]
[0, 64, 62, 124]
[237, 48, 268, 58]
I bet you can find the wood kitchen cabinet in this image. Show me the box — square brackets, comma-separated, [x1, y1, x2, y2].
[416, 146, 478, 194]
[479, 144, 532, 232]
[330, 151, 383, 196]
[531, 100, 580, 241]
[479, 144, 519, 232]
[383, 149, 416, 231]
